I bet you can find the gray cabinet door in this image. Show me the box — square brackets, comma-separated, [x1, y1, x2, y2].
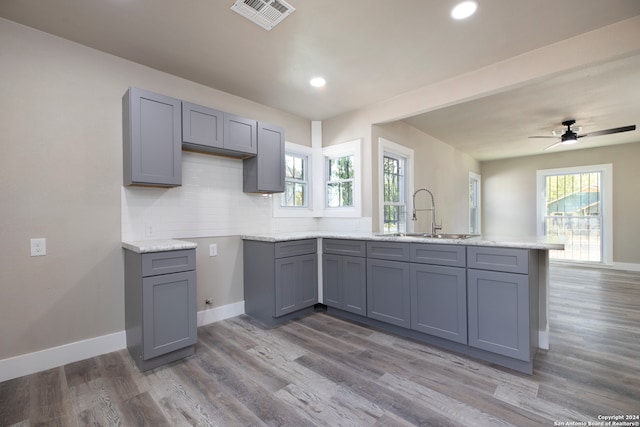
[322, 254, 366, 315]
[299, 253, 318, 307]
[182, 101, 224, 150]
[410, 264, 467, 344]
[123, 87, 182, 187]
[467, 269, 531, 361]
[142, 270, 197, 360]
[322, 254, 343, 308]
[243, 122, 285, 193]
[367, 259, 411, 328]
[275, 253, 318, 317]
[224, 112, 257, 155]
[343, 256, 367, 315]
[275, 256, 299, 317]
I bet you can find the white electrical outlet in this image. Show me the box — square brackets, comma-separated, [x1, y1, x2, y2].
[30, 238, 46, 256]
[209, 244, 218, 257]
[145, 223, 154, 237]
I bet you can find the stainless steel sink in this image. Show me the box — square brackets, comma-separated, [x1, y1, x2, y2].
[377, 232, 478, 239]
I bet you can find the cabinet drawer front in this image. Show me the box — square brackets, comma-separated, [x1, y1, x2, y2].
[410, 244, 465, 267]
[467, 247, 528, 274]
[366, 241, 410, 261]
[142, 249, 196, 277]
[275, 239, 317, 258]
[323, 239, 366, 257]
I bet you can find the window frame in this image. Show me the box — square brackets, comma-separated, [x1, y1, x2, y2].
[322, 139, 361, 217]
[272, 142, 315, 218]
[281, 151, 309, 208]
[536, 163, 613, 265]
[378, 138, 414, 233]
[469, 171, 481, 235]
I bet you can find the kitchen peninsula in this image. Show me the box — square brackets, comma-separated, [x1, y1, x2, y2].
[243, 232, 564, 374]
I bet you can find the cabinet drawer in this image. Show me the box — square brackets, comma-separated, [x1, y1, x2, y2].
[275, 239, 317, 258]
[467, 247, 528, 274]
[366, 241, 410, 261]
[142, 249, 196, 277]
[323, 239, 366, 257]
[410, 244, 465, 267]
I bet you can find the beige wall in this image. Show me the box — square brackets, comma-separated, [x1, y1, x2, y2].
[0, 18, 309, 361]
[372, 122, 480, 233]
[481, 142, 640, 265]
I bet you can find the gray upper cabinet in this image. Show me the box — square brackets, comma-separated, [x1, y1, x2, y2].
[123, 87, 182, 187]
[182, 102, 257, 158]
[243, 122, 285, 193]
[225, 112, 257, 155]
[181, 101, 224, 151]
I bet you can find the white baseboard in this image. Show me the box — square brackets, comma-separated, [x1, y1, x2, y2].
[197, 300, 245, 327]
[0, 301, 246, 383]
[538, 329, 549, 350]
[0, 331, 126, 383]
[611, 262, 640, 272]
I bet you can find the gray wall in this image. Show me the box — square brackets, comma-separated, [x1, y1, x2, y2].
[481, 142, 640, 265]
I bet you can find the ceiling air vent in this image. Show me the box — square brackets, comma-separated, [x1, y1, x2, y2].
[231, 0, 295, 31]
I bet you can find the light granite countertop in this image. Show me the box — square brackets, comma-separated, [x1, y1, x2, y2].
[241, 231, 565, 251]
[121, 239, 198, 253]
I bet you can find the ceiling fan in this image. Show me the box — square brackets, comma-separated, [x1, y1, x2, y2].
[529, 119, 636, 151]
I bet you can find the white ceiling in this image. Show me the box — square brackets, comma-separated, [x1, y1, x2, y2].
[2, 0, 640, 160]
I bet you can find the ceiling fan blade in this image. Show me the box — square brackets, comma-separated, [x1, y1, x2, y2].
[580, 125, 636, 138]
[528, 136, 557, 139]
[544, 141, 562, 151]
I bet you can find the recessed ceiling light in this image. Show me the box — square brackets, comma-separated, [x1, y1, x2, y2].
[310, 77, 326, 87]
[451, 1, 478, 20]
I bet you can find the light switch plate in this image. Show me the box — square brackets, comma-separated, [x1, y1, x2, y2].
[209, 244, 218, 257]
[30, 238, 46, 256]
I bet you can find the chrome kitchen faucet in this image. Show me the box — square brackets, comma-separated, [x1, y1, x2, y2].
[412, 188, 442, 235]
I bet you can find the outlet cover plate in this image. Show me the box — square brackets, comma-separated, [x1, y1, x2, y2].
[30, 238, 46, 256]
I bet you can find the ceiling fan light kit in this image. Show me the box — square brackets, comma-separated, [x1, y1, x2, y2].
[530, 119, 636, 151]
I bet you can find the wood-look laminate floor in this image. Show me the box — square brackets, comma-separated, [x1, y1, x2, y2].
[1, 265, 639, 426]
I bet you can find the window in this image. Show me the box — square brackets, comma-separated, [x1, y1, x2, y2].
[281, 153, 308, 207]
[326, 155, 354, 208]
[383, 154, 406, 233]
[378, 138, 413, 233]
[537, 164, 612, 264]
[469, 172, 481, 234]
[322, 139, 361, 217]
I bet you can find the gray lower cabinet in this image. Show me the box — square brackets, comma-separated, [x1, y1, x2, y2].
[409, 243, 467, 344]
[182, 102, 257, 158]
[467, 247, 537, 362]
[124, 249, 197, 371]
[322, 239, 367, 315]
[366, 258, 411, 328]
[123, 87, 182, 187]
[244, 239, 318, 324]
[410, 263, 467, 344]
[243, 122, 285, 193]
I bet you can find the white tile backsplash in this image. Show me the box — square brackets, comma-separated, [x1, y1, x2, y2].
[121, 151, 274, 241]
[121, 151, 374, 241]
